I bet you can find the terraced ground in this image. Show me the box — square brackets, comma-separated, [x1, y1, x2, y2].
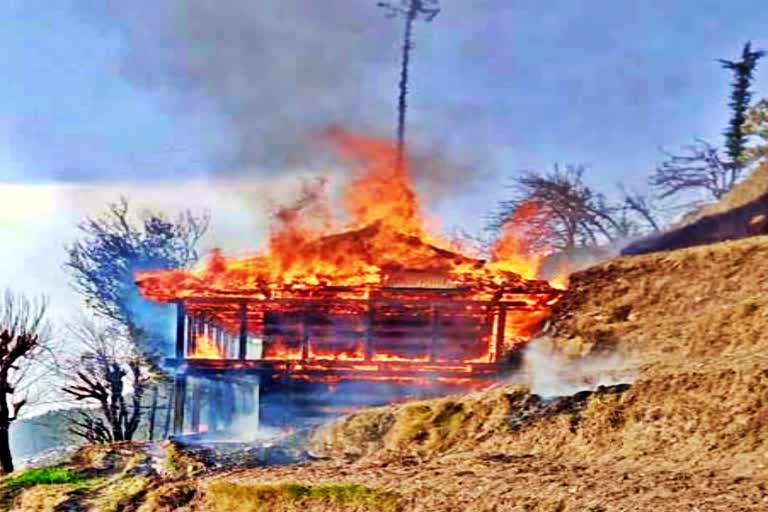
[3, 235, 768, 511]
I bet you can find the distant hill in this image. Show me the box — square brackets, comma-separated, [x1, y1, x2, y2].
[10, 409, 83, 465]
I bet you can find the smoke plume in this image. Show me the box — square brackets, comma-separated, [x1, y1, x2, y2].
[80, 1, 398, 173]
[521, 336, 634, 398]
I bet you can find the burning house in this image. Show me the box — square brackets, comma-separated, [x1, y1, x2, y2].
[135, 130, 563, 436]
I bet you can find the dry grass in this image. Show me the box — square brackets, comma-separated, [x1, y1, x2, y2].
[82, 475, 152, 512]
[309, 389, 513, 461]
[547, 234, 768, 371]
[198, 481, 401, 512]
[7, 233, 768, 510]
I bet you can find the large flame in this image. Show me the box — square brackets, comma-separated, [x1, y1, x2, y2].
[188, 334, 225, 359]
[136, 129, 565, 373]
[137, 129, 564, 301]
[490, 200, 551, 280]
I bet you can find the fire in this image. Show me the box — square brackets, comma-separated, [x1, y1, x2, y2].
[490, 200, 552, 280]
[137, 129, 565, 300]
[189, 334, 225, 359]
[136, 129, 567, 376]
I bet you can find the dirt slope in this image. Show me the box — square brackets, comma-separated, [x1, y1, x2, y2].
[4, 236, 768, 511]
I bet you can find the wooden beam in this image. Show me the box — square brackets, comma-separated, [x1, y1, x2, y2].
[364, 300, 374, 361]
[429, 303, 439, 362]
[190, 379, 202, 433]
[238, 301, 248, 360]
[175, 301, 186, 361]
[494, 305, 507, 364]
[172, 374, 187, 435]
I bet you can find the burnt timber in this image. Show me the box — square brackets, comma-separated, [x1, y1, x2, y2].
[168, 287, 555, 435]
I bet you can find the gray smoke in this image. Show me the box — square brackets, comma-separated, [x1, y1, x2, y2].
[80, 1, 401, 173]
[521, 336, 635, 398]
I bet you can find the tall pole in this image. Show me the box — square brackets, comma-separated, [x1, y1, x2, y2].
[379, 1, 440, 170]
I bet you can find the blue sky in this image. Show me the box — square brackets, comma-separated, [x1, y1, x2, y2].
[2, 0, 768, 269]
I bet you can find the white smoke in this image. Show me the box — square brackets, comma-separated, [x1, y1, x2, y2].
[521, 336, 634, 399]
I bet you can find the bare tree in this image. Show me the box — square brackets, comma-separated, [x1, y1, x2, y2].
[493, 165, 632, 252]
[620, 188, 661, 233]
[651, 140, 736, 202]
[61, 319, 150, 444]
[66, 197, 208, 343]
[0, 290, 50, 473]
[66, 198, 208, 436]
[378, 0, 440, 169]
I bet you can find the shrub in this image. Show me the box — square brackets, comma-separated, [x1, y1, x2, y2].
[3, 467, 85, 488]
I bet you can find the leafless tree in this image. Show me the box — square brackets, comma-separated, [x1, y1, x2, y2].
[66, 198, 208, 438]
[620, 188, 661, 233]
[494, 165, 634, 251]
[0, 290, 51, 473]
[66, 197, 208, 336]
[61, 319, 150, 444]
[651, 140, 739, 202]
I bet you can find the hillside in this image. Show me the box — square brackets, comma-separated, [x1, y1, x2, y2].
[684, 160, 768, 224]
[3, 235, 768, 511]
[623, 161, 768, 255]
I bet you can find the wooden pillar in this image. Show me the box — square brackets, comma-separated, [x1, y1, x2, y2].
[494, 305, 507, 364]
[239, 301, 248, 360]
[175, 302, 186, 361]
[221, 380, 236, 427]
[172, 373, 187, 435]
[147, 384, 159, 441]
[364, 299, 374, 361]
[429, 303, 439, 362]
[300, 312, 309, 361]
[186, 314, 196, 356]
[206, 381, 220, 432]
[190, 379, 202, 433]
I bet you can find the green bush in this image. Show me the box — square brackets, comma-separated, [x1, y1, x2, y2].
[3, 467, 85, 488]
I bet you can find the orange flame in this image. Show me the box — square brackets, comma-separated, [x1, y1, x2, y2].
[136, 129, 566, 369]
[490, 200, 552, 280]
[189, 334, 225, 360]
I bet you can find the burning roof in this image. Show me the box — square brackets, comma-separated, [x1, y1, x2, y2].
[136, 220, 557, 303]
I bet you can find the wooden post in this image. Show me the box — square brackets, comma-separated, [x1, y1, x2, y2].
[494, 305, 507, 364]
[172, 373, 187, 435]
[300, 312, 309, 361]
[186, 314, 195, 356]
[364, 300, 374, 361]
[175, 302, 186, 361]
[429, 303, 439, 362]
[239, 301, 248, 360]
[162, 384, 173, 439]
[190, 379, 202, 433]
[206, 381, 220, 432]
[147, 384, 159, 441]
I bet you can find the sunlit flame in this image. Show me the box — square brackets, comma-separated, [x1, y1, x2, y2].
[188, 334, 225, 359]
[490, 200, 552, 280]
[137, 129, 567, 380]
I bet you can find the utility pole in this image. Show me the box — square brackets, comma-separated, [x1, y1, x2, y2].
[378, 0, 440, 170]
